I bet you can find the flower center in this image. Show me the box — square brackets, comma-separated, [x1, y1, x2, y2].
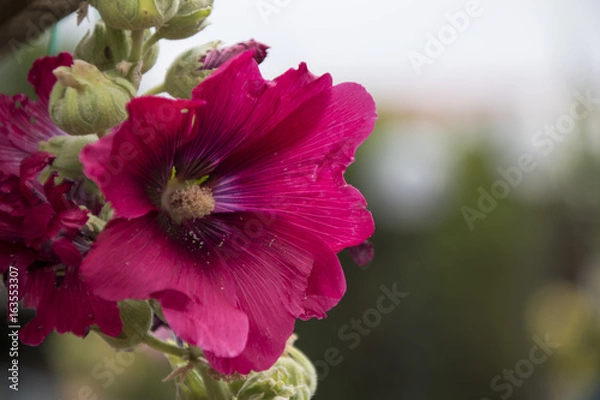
[162, 184, 215, 223]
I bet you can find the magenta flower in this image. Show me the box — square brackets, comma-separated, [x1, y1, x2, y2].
[0, 152, 122, 345]
[80, 52, 375, 374]
[0, 53, 72, 175]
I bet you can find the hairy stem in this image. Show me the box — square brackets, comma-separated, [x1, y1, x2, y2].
[142, 333, 189, 359]
[142, 32, 161, 55]
[128, 29, 145, 63]
[142, 83, 166, 96]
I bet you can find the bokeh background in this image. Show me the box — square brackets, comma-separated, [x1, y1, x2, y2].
[2, 0, 600, 399]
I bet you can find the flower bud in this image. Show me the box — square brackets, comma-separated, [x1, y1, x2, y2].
[165, 355, 209, 399]
[74, 22, 131, 71]
[95, 300, 153, 349]
[142, 29, 160, 73]
[38, 135, 97, 180]
[90, 0, 180, 30]
[74, 24, 157, 73]
[164, 41, 219, 99]
[155, 0, 213, 40]
[164, 40, 268, 99]
[232, 336, 317, 400]
[49, 60, 136, 135]
[199, 39, 269, 70]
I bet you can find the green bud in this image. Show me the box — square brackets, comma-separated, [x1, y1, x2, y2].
[142, 29, 160, 73]
[233, 336, 317, 400]
[180, 370, 210, 400]
[49, 60, 136, 136]
[38, 135, 97, 180]
[95, 300, 153, 349]
[74, 22, 131, 71]
[165, 355, 209, 400]
[155, 0, 213, 40]
[164, 42, 219, 99]
[76, 25, 158, 74]
[90, 0, 180, 30]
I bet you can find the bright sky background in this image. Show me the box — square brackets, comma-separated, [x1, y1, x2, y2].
[138, 0, 600, 111]
[59, 0, 600, 113]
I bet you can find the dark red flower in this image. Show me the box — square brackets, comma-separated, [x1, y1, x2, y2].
[80, 52, 375, 374]
[0, 53, 72, 175]
[0, 152, 121, 345]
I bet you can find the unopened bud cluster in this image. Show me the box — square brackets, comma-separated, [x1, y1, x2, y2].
[89, 0, 180, 30]
[166, 335, 317, 400]
[232, 340, 317, 400]
[49, 60, 135, 136]
[46, 0, 216, 137]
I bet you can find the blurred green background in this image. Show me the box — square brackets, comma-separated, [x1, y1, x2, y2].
[2, 1, 600, 399]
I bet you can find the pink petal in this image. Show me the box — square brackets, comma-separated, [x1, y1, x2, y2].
[80, 97, 203, 219]
[52, 208, 89, 237]
[0, 54, 71, 176]
[81, 213, 249, 357]
[155, 289, 249, 357]
[20, 266, 122, 345]
[0, 173, 25, 240]
[23, 203, 53, 247]
[27, 52, 73, 102]
[0, 95, 64, 176]
[51, 238, 83, 267]
[195, 212, 342, 374]
[210, 81, 376, 252]
[19, 151, 54, 182]
[0, 215, 23, 241]
[180, 53, 331, 179]
[299, 238, 347, 320]
[187, 53, 375, 251]
[82, 211, 343, 372]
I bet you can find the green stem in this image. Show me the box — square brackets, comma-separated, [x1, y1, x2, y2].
[196, 365, 231, 400]
[142, 333, 189, 359]
[126, 29, 146, 88]
[129, 30, 145, 63]
[142, 32, 161, 55]
[142, 83, 166, 96]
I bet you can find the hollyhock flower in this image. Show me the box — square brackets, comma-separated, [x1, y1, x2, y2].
[0, 152, 121, 345]
[80, 51, 376, 374]
[0, 53, 72, 175]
